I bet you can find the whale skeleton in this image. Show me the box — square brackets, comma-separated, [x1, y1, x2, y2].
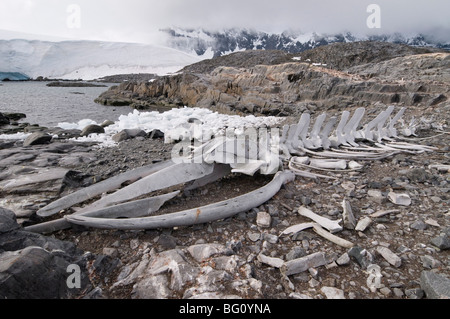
[25, 106, 436, 233]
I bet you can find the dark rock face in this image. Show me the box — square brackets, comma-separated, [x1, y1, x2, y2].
[0, 205, 120, 299]
[0, 113, 10, 125]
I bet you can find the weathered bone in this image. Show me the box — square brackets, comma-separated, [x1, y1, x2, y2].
[305, 113, 327, 149]
[342, 107, 365, 146]
[388, 107, 406, 137]
[36, 160, 175, 217]
[280, 222, 316, 236]
[309, 159, 347, 170]
[79, 161, 214, 212]
[25, 161, 215, 233]
[65, 171, 295, 230]
[298, 206, 343, 233]
[79, 191, 180, 218]
[320, 116, 337, 150]
[184, 164, 231, 191]
[312, 224, 354, 248]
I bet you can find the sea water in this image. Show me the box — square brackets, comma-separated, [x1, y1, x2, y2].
[0, 81, 134, 128]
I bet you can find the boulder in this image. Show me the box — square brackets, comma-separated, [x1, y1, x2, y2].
[23, 132, 52, 146]
[0, 207, 20, 233]
[80, 124, 105, 137]
[420, 271, 450, 299]
[0, 112, 10, 125]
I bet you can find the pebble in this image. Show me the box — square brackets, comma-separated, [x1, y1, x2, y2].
[321, 286, 345, 299]
[355, 217, 372, 232]
[336, 253, 350, 266]
[377, 246, 402, 268]
[256, 211, 272, 228]
[247, 232, 261, 242]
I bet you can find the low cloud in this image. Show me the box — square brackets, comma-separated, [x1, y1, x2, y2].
[0, 0, 449, 43]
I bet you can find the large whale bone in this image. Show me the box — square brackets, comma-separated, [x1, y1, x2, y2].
[75, 191, 180, 219]
[65, 170, 296, 230]
[329, 110, 351, 148]
[342, 107, 366, 146]
[36, 160, 175, 218]
[25, 161, 216, 234]
[388, 107, 406, 138]
[360, 105, 395, 142]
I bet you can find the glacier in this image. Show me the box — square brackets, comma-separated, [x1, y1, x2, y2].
[0, 38, 205, 81]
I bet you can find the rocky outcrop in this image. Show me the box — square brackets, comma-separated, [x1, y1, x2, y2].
[0, 207, 120, 299]
[95, 43, 449, 119]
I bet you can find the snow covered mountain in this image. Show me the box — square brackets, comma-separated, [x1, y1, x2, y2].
[162, 28, 450, 57]
[0, 37, 204, 80]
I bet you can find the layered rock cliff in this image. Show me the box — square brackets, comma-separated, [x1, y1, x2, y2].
[95, 42, 449, 121]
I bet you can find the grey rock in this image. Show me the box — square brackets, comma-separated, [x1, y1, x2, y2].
[336, 252, 351, 266]
[411, 220, 428, 230]
[421, 255, 442, 269]
[158, 233, 178, 250]
[321, 286, 346, 299]
[407, 168, 432, 183]
[248, 232, 261, 242]
[257, 253, 284, 268]
[348, 246, 374, 269]
[102, 247, 119, 258]
[256, 211, 271, 228]
[187, 244, 229, 262]
[149, 129, 164, 139]
[281, 252, 327, 276]
[377, 246, 402, 268]
[0, 207, 20, 233]
[286, 246, 307, 261]
[430, 230, 450, 250]
[0, 246, 89, 299]
[420, 271, 450, 299]
[80, 124, 105, 137]
[101, 120, 115, 128]
[405, 288, 424, 299]
[0, 112, 10, 125]
[23, 132, 52, 147]
[112, 130, 130, 143]
[342, 199, 356, 230]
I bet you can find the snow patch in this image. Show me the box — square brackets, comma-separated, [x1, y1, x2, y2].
[58, 107, 283, 147]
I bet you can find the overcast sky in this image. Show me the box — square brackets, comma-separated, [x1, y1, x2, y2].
[0, 0, 449, 43]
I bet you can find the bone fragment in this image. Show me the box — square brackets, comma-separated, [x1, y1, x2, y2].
[312, 224, 354, 248]
[280, 222, 316, 236]
[369, 209, 400, 218]
[342, 199, 356, 230]
[355, 217, 372, 232]
[281, 252, 327, 276]
[388, 192, 411, 206]
[298, 206, 342, 233]
[309, 159, 347, 170]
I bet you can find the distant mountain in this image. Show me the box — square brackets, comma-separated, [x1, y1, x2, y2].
[162, 28, 450, 57]
[0, 38, 202, 80]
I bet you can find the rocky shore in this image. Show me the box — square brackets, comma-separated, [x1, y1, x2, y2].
[0, 42, 449, 299]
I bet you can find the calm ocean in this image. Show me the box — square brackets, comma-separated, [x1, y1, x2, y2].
[0, 81, 134, 128]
